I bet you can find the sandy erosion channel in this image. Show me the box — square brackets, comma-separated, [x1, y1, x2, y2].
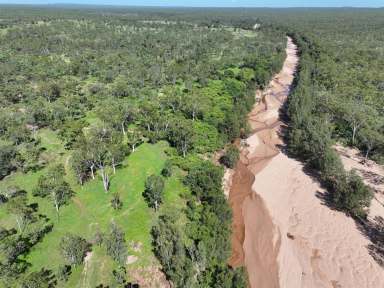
[227, 37, 384, 288]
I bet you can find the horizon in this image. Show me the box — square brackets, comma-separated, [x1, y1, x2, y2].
[0, 1, 382, 8]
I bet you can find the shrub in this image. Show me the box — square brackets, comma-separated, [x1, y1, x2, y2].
[111, 193, 123, 210]
[104, 222, 127, 265]
[219, 145, 239, 169]
[0, 144, 17, 179]
[331, 170, 373, 218]
[112, 266, 127, 285]
[184, 161, 223, 201]
[161, 160, 172, 177]
[56, 265, 71, 282]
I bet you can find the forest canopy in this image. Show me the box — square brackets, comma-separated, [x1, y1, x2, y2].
[0, 6, 285, 287]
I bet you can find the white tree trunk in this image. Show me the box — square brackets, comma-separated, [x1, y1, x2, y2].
[100, 167, 109, 192]
[16, 216, 22, 233]
[352, 125, 357, 145]
[54, 199, 59, 213]
[112, 158, 116, 174]
[365, 146, 371, 161]
[121, 122, 126, 135]
[90, 164, 95, 180]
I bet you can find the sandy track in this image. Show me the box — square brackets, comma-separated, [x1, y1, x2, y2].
[227, 37, 384, 287]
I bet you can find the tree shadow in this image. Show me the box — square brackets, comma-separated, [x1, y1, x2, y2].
[274, 65, 384, 267]
[356, 216, 384, 267]
[299, 162, 384, 267]
[278, 126, 384, 267]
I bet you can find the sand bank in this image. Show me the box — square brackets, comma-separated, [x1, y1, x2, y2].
[228, 36, 384, 287]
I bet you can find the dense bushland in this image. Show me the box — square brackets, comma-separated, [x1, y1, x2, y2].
[285, 31, 375, 217]
[0, 6, 285, 286]
[152, 161, 247, 287]
[267, 9, 384, 162]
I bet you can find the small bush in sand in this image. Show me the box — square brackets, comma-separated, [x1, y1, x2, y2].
[220, 145, 240, 169]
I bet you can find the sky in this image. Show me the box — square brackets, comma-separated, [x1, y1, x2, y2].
[0, 0, 382, 7]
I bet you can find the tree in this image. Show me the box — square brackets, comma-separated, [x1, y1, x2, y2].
[183, 89, 207, 121]
[14, 143, 42, 173]
[0, 144, 17, 180]
[341, 100, 367, 145]
[71, 150, 89, 185]
[143, 175, 164, 211]
[126, 127, 144, 153]
[19, 269, 52, 288]
[104, 222, 127, 265]
[39, 81, 61, 103]
[212, 266, 247, 288]
[139, 101, 158, 132]
[58, 119, 88, 149]
[60, 234, 89, 266]
[95, 99, 135, 136]
[33, 164, 73, 216]
[110, 76, 130, 98]
[77, 126, 126, 192]
[151, 211, 191, 286]
[108, 143, 127, 175]
[184, 161, 223, 201]
[168, 117, 195, 157]
[6, 192, 34, 234]
[359, 122, 384, 160]
[0, 233, 28, 266]
[161, 86, 184, 113]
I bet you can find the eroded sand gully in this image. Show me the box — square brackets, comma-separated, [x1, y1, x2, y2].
[228, 37, 298, 287]
[227, 37, 384, 288]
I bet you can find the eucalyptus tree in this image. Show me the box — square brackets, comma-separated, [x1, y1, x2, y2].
[6, 192, 34, 234]
[95, 99, 136, 136]
[60, 234, 89, 266]
[167, 117, 195, 158]
[33, 164, 73, 217]
[126, 127, 144, 153]
[73, 126, 126, 192]
[143, 174, 165, 211]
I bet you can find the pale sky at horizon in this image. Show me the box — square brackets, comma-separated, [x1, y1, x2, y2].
[0, 0, 382, 8]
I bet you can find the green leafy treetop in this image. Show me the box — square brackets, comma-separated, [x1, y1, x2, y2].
[143, 174, 165, 211]
[33, 164, 73, 216]
[60, 233, 90, 266]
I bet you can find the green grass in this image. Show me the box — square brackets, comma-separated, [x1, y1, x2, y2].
[0, 127, 187, 286]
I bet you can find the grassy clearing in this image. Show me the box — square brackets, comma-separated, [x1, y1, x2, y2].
[0, 127, 187, 286]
